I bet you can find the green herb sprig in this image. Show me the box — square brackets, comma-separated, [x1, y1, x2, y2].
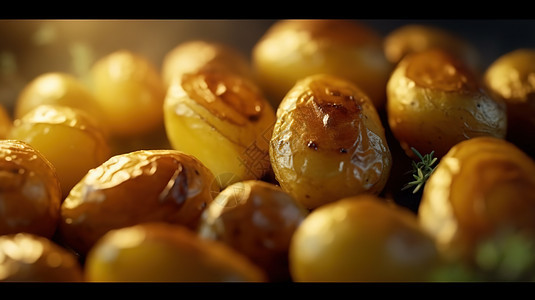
[402, 147, 438, 194]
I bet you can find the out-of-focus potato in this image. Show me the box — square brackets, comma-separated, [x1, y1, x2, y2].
[0, 233, 83, 282]
[383, 24, 480, 72]
[59, 149, 219, 256]
[89, 50, 166, 137]
[252, 19, 392, 109]
[85, 222, 266, 282]
[164, 68, 276, 188]
[270, 74, 392, 210]
[0, 104, 11, 139]
[419, 137, 535, 262]
[198, 180, 308, 282]
[289, 195, 441, 282]
[14, 72, 101, 120]
[386, 48, 507, 159]
[9, 104, 111, 198]
[161, 40, 254, 88]
[483, 48, 535, 157]
[0, 140, 61, 238]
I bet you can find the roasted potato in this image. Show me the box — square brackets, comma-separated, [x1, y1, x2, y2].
[289, 195, 441, 282]
[483, 48, 535, 157]
[386, 48, 507, 159]
[198, 180, 308, 282]
[252, 19, 392, 108]
[0, 140, 61, 238]
[164, 68, 276, 188]
[0, 233, 84, 282]
[84, 222, 266, 282]
[59, 149, 219, 256]
[270, 74, 392, 210]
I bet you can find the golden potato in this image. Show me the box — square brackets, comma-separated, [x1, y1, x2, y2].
[386, 48, 507, 159]
[9, 104, 111, 198]
[0, 140, 61, 238]
[59, 149, 219, 255]
[270, 74, 392, 210]
[85, 222, 266, 282]
[164, 68, 275, 188]
[483, 48, 535, 157]
[252, 19, 392, 109]
[419, 137, 535, 262]
[0, 233, 83, 282]
[289, 195, 441, 282]
[161, 40, 253, 88]
[198, 180, 309, 282]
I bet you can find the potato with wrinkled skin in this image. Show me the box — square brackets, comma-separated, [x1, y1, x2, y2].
[419, 137, 535, 263]
[162, 40, 254, 88]
[85, 222, 266, 282]
[386, 48, 507, 159]
[289, 195, 442, 282]
[164, 68, 276, 189]
[0, 233, 84, 282]
[252, 19, 392, 109]
[198, 180, 309, 282]
[0, 140, 61, 238]
[270, 74, 392, 210]
[59, 149, 220, 256]
[9, 104, 111, 198]
[483, 48, 535, 157]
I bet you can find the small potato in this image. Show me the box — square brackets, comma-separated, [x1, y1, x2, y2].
[59, 149, 219, 256]
[9, 104, 111, 198]
[161, 40, 254, 88]
[0, 140, 61, 238]
[198, 180, 309, 282]
[270, 74, 392, 210]
[289, 195, 441, 282]
[386, 48, 507, 158]
[164, 69, 276, 188]
[419, 137, 535, 262]
[483, 48, 535, 157]
[0, 233, 83, 282]
[252, 19, 392, 108]
[85, 222, 266, 282]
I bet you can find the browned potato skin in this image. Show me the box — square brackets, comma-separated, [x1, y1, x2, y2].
[59, 149, 220, 256]
[387, 49, 507, 159]
[483, 48, 535, 157]
[85, 222, 266, 282]
[270, 74, 392, 210]
[0, 233, 84, 282]
[419, 137, 535, 262]
[253, 19, 392, 109]
[198, 180, 309, 282]
[0, 140, 61, 238]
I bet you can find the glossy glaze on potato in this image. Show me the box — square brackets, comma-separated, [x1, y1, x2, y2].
[270, 74, 392, 210]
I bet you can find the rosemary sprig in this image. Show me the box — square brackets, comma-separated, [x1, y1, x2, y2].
[402, 147, 438, 194]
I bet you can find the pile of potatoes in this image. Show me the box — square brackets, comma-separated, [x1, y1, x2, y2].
[0, 19, 534, 282]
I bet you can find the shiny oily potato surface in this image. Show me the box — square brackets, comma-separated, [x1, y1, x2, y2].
[252, 19, 392, 108]
[419, 137, 535, 262]
[161, 40, 254, 88]
[270, 74, 392, 210]
[85, 222, 266, 282]
[386, 49, 507, 158]
[164, 69, 276, 188]
[0, 140, 61, 238]
[0, 233, 84, 282]
[90, 50, 166, 137]
[59, 149, 219, 256]
[198, 180, 309, 282]
[9, 104, 111, 198]
[483, 48, 535, 157]
[289, 195, 441, 282]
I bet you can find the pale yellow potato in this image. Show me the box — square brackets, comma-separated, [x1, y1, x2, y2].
[270, 74, 392, 210]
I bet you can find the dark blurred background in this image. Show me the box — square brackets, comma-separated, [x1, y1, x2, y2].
[1, 19, 534, 113]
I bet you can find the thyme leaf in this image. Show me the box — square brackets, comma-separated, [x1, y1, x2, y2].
[401, 147, 438, 194]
